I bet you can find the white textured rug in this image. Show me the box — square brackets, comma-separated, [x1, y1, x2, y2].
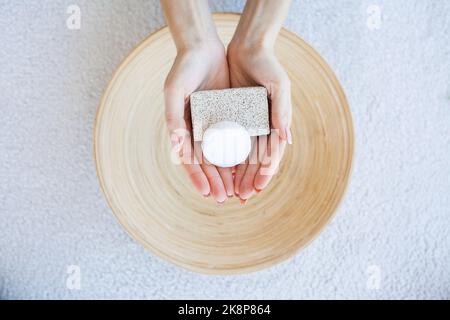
[1, 0, 449, 299]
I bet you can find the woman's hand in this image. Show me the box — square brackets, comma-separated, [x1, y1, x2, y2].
[227, 43, 292, 202]
[164, 42, 234, 203]
[161, 0, 234, 203]
[227, 0, 293, 203]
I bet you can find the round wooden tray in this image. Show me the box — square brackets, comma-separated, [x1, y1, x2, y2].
[94, 13, 353, 274]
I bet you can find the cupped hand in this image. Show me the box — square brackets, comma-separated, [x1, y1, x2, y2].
[164, 42, 234, 203]
[227, 43, 292, 202]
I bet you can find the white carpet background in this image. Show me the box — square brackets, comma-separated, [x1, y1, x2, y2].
[1, 0, 449, 299]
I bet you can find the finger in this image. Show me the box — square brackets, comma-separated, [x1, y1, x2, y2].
[164, 86, 188, 148]
[184, 164, 211, 197]
[234, 163, 247, 197]
[194, 143, 227, 203]
[217, 167, 234, 197]
[238, 137, 263, 200]
[254, 131, 287, 191]
[164, 85, 211, 196]
[202, 164, 227, 203]
[179, 139, 211, 197]
[268, 76, 292, 143]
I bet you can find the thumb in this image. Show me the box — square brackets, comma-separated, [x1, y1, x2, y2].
[168, 118, 188, 153]
[267, 77, 292, 144]
[164, 86, 189, 152]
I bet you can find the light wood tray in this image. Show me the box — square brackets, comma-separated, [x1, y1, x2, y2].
[94, 13, 354, 274]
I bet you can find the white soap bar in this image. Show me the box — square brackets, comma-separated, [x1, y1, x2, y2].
[201, 121, 251, 168]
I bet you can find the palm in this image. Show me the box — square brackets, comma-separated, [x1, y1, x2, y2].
[228, 46, 291, 201]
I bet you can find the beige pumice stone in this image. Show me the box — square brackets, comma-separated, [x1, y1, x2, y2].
[190, 86, 270, 142]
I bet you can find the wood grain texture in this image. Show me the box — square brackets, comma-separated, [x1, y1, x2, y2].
[94, 13, 354, 274]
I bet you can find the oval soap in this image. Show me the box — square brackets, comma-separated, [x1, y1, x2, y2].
[201, 121, 251, 168]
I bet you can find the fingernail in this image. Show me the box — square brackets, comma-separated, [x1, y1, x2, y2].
[286, 128, 293, 145]
[217, 200, 225, 205]
[203, 193, 210, 198]
[240, 199, 247, 205]
[227, 193, 233, 198]
[255, 188, 262, 193]
[170, 134, 181, 152]
[170, 139, 180, 148]
[170, 132, 178, 143]
[174, 144, 182, 153]
[179, 135, 185, 145]
[276, 127, 287, 140]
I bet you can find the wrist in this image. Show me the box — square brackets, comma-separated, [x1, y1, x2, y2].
[174, 31, 222, 53]
[228, 34, 274, 52]
[228, 0, 290, 54]
[178, 38, 226, 57]
[227, 37, 272, 63]
[161, 0, 221, 53]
